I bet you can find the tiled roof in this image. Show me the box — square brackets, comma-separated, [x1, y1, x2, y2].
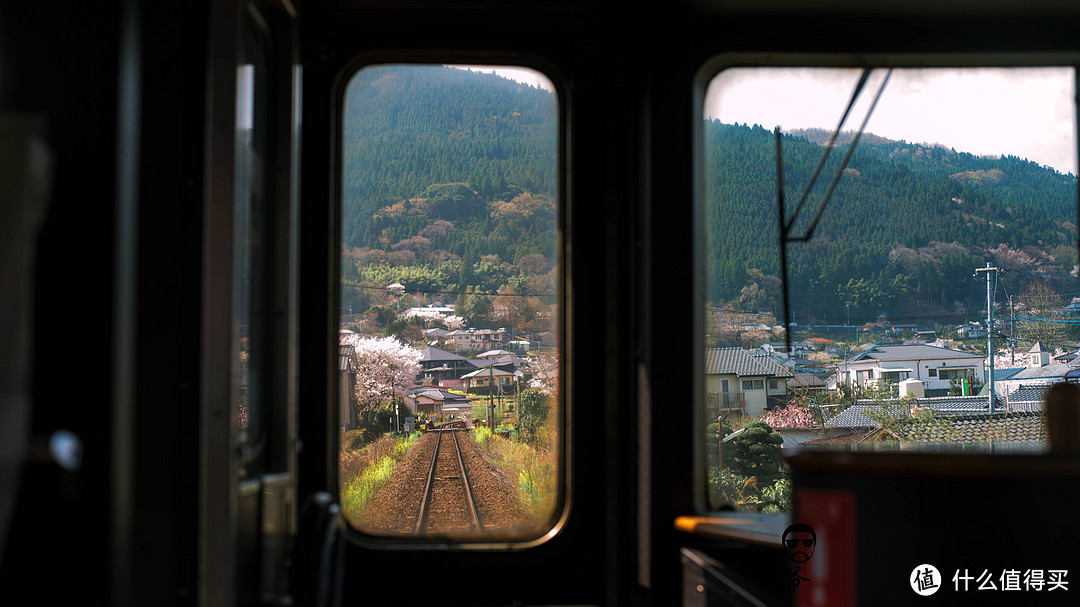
[404, 387, 471, 403]
[914, 396, 996, 415]
[705, 348, 794, 378]
[823, 404, 902, 429]
[1007, 384, 1050, 404]
[891, 410, 1045, 445]
[852, 344, 983, 362]
[827, 395, 1003, 429]
[993, 368, 1024, 381]
[418, 346, 472, 363]
[1008, 363, 1076, 381]
[789, 372, 829, 388]
[748, 351, 797, 379]
[460, 366, 515, 379]
[801, 431, 874, 445]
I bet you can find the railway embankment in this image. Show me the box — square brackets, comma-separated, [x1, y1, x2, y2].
[357, 430, 535, 536]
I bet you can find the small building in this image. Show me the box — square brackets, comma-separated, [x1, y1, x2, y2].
[956, 322, 987, 340]
[836, 344, 985, 397]
[705, 347, 794, 418]
[507, 339, 531, 353]
[994, 342, 1080, 400]
[417, 345, 477, 380]
[461, 365, 517, 395]
[403, 387, 473, 419]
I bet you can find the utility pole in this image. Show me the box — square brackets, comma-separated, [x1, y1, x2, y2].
[488, 365, 495, 431]
[1009, 294, 1015, 366]
[975, 264, 999, 412]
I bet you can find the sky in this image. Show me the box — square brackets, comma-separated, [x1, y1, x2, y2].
[705, 67, 1077, 176]
[446, 65, 555, 93]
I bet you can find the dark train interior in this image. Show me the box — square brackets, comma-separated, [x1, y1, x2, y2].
[5, 0, 1080, 605]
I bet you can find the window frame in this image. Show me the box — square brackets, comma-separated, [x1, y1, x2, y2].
[330, 56, 572, 550]
[693, 51, 1080, 515]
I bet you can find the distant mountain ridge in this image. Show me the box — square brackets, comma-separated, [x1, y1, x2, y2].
[705, 121, 1077, 321]
[788, 127, 899, 147]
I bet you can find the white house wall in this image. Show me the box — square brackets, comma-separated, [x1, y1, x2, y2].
[837, 357, 984, 393]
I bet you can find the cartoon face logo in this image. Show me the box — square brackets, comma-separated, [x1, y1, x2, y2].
[782, 523, 816, 564]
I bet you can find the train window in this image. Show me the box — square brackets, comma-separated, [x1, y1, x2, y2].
[702, 63, 1077, 512]
[234, 28, 271, 461]
[337, 63, 563, 541]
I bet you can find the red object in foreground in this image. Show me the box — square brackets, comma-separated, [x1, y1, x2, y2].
[794, 488, 856, 607]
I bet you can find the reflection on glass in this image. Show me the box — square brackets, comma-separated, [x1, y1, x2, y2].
[703, 67, 1077, 512]
[338, 64, 561, 539]
[234, 29, 269, 455]
[235, 62, 257, 445]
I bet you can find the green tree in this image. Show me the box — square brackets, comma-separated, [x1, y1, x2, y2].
[729, 421, 783, 484]
[517, 388, 550, 445]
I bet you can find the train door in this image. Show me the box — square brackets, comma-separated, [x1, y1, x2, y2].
[203, 0, 302, 604]
[292, 4, 643, 604]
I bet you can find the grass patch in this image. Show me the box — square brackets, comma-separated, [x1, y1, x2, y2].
[480, 432, 557, 519]
[339, 432, 418, 525]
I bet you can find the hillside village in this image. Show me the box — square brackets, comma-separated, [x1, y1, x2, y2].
[706, 322, 1080, 452]
[337, 300, 557, 433]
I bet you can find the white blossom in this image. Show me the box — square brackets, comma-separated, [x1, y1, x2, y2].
[340, 334, 422, 408]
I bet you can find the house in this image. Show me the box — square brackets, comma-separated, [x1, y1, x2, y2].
[460, 365, 517, 395]
[507, 339, 531, 353]
[760, 341, 807, 359]
[423, 327, 450, 348]
[416, 346, 477, 381]
[472, 328, 509, 352]
[993, 342, 1080, 400]
[835, 344, 985, 397]
[442, 328, 510, 354]
[705, 347, 794, 418]
[402, 386, 474, 419]
[956, 321, 987, 339]
[535, 331, 558, 349]
[444, 329, 475, 354]
[748, 351, 827, 392]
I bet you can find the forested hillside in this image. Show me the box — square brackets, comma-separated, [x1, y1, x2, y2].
[706, 121, 1077, 322]
[342, 65, 557, 250]
[340, 65, 559, 329]
[339, 65, 1077, 330]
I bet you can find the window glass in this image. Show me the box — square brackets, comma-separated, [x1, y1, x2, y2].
[704, 66, 1077, 512]
[234, 31, 270, 456]
[338, 64, 561, 539]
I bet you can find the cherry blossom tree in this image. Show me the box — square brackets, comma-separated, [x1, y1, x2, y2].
[525, 354, 558, 397]
[440, 315, 466, 330]
[340, 334, 422, 409]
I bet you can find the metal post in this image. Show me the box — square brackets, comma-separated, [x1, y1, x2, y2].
[976, 264, 998, 412]
[489, 365, 495, 431]
[1010, 295, 1015, 365]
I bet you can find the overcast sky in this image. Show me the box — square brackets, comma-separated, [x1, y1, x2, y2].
[705, 67, 1077, 176]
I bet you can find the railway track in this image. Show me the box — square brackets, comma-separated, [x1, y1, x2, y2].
[414, 429, 482, 534]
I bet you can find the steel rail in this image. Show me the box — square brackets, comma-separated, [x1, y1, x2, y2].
[414, 430, 442, 534]
[450, 429, 482, 533]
